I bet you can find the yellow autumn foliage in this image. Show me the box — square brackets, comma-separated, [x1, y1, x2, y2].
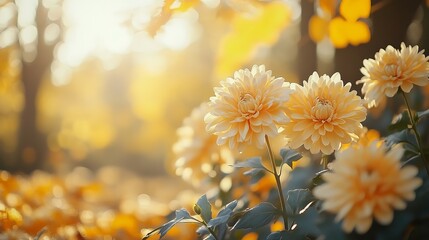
[339, 0, 371, 22]
[216, 2, 291, 79]
[309, 15, 329, 42]
[309, 0, 371, 48]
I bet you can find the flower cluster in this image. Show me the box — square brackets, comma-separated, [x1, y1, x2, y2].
[156, 43, 428, 240]
[0, 168, 198, 239]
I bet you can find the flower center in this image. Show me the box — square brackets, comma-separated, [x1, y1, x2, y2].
[238, 93, 259, 119]
[384, 63, 400, 80]
[311, 97, 334, 122]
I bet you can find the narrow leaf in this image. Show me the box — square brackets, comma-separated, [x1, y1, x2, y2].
[244, 168, 264, 176]
[175, 208, 192, 220]
[280, 148, 302, 169]
[196, 195, 212, 223]
[159, 209, 192, 238]
[203, 235, 216, 240]
[233, 157, 269, 172]
[417, 109, 429, 119]
[207, 200, 237, 228]
[385, 129, 418, 152]
[159, 220, 178, 238]
[266, 230, 301, 240]
[389, 111, 415, 132]
[286, 189, 313, 214]
[232, 202, 280, 230]
[196, 225, 209, 236]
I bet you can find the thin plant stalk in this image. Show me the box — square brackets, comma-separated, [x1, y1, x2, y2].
[322, 154, 329, 169]
[204, 223, 219, 240]
[265, 135, 289, 230]
[194, 217, 220, 240]
[401, 90, 429, 176]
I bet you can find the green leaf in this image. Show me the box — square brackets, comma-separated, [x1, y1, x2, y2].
[196, 195, 212, 223]
[417, 109, 429, 119]
[310, 169, 328, 190]
[268, 205, 321, 239]
[280, 148, 302, 169]
[389, 111, 414, 132]
[266, 230, 300, 239]
[232, 202, 280, 230]
[233, 157, 270, 172]
[203, 235, 216, 240]
[159, 209, 193, 238]
[196, 225, 209, 236]
[292, 204, 321, 237]
[243, 168, 264, 176]
[384, 129, 418, 152]
[284, 165, 320, 192]
[317, 212, 346, 240]
[284, 189, 313, 228]
[207, 200, 237, 228]
[159, 221, 177, 238]
[286, 189, 313, 214]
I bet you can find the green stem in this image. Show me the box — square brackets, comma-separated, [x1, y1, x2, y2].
[202, 221, 219, 240]
[322, 154, 329, 169]
[401, 90, 429, 177]
[265, 135, 289, 230]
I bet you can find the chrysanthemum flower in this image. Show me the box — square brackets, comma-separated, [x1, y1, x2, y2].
[313, 142, 422, 234]
[282, 72, 367, 155]
[173, 103, 233, 186]
[205, 65, 291, 149]
[358, 43, 429, 108]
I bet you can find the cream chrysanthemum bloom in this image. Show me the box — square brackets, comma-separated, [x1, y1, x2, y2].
[205, 65, 291, 149]
[358, 43, 429, 108]
[283, 72, 367, 155]
[313, 142, 422, 234]
[173, 103, 234, 186]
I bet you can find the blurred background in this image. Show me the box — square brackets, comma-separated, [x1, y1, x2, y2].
[0, 0, 428, 190]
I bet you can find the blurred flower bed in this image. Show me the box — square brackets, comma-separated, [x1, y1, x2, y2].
[0, 166, 201, 239]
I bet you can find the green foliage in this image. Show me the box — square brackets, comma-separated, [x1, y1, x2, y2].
[207, 200, 237, 228]
[143, 208, 196, 240]
[417, 109, 429, 119]
[280, 148, 302, 169]
[389, 111, 414, 132]
[231, 202, 281, 230]
[196, 195, 212, 223]
[233, 157, 270, 173]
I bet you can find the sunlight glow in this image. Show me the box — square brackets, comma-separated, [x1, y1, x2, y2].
[156, 10, 201, 50]
[60, 0, 133, 66]
[51, 0, 201, 85]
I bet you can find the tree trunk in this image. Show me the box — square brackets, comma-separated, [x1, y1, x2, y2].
[298, 0, 317, 82]
[14, 2, 55, 173]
